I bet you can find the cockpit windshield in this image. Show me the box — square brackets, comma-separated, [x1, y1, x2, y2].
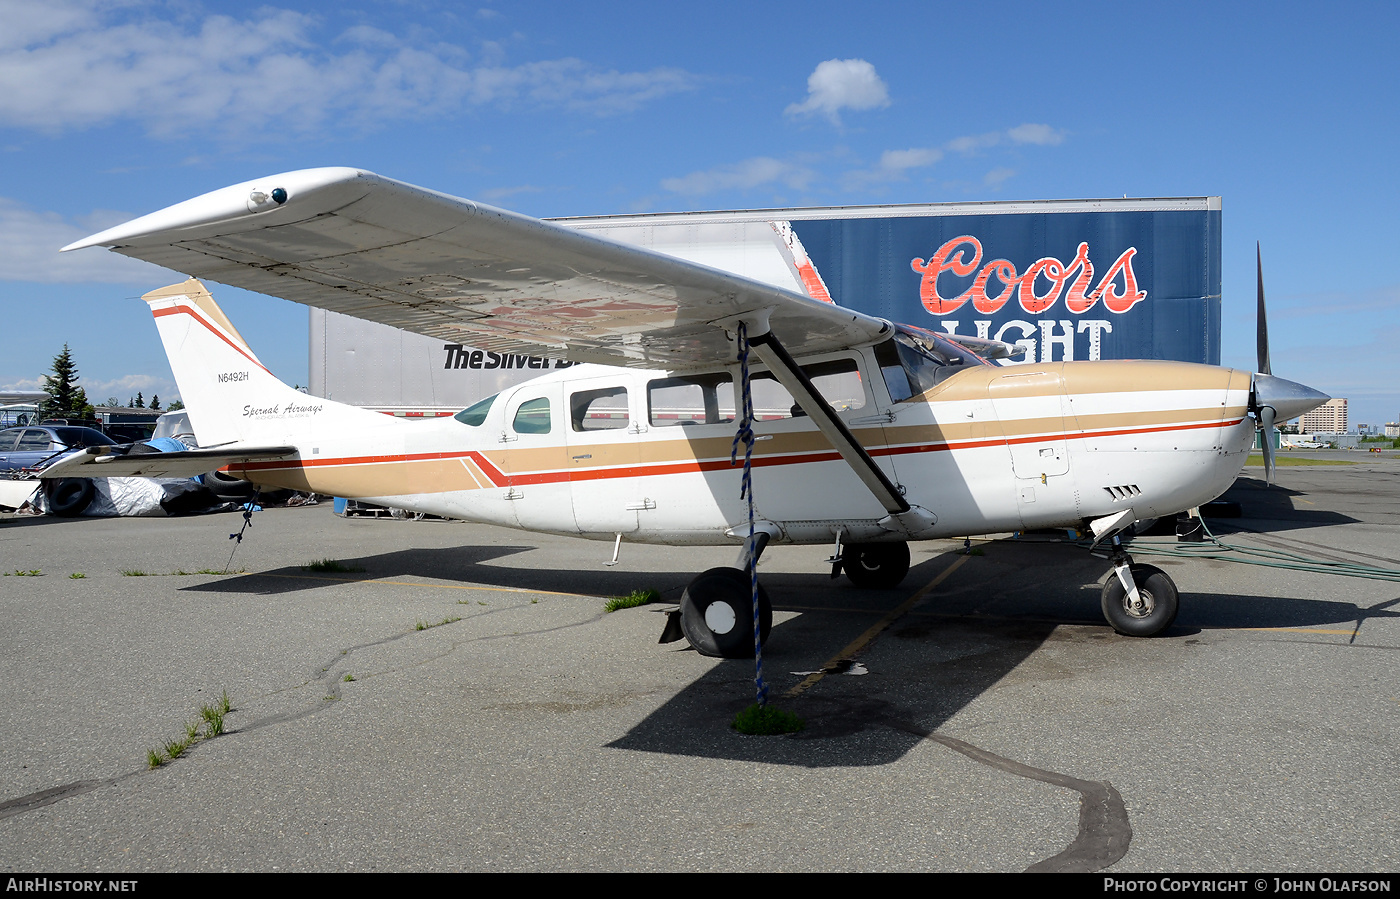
[876, 326, 989, 401]
[454, 393, 498, 427]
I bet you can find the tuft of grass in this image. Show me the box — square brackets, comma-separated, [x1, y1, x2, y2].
[605, 587, 661, 613]
[5, 569, 42, 577]
[69, 572, 85, 579]
[197, 568, 242, 575]
[120, 569, 148, 577]
[415, 615, 461, 631]
[342, 674, 355, 682]
[732, 703, 805, 735]
[200, 704, 224, 737]
[303, 558, 365, 573]
[144, 690, 233, 769]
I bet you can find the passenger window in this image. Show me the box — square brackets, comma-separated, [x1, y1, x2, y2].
[749, 359, 866, 421]
[648, 375, 735, 427]
[805, 359, 866, 412]
[571, 387, 629, 432]
[512, 398, 552, 435]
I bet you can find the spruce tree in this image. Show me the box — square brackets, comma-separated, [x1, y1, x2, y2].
[40, 345, 85, 419]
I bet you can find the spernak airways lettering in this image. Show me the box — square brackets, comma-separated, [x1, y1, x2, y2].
[242, 401, 324, 419]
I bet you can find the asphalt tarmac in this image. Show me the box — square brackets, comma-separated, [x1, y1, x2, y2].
[0, 456, 1396, 872]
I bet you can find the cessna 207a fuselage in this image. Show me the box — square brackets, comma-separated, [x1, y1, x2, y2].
[172, 297, 1255, 547]
[53, 168, 1325, 656]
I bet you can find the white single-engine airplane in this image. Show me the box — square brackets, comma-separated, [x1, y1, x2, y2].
[52, 168, 1328, 657]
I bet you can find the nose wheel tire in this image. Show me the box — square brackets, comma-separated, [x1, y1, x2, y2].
[679, 567, 772, 658]
[842, 541, 911, 589]
[1101, 563, 1179, 637]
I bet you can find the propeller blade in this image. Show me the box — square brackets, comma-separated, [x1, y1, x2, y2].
[1260, 405, 1277, 485]
[1256, 242, 1271, 377]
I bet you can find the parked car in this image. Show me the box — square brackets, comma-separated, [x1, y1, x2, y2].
[0, 425, 120, 516]
[0, 425, 117, 473]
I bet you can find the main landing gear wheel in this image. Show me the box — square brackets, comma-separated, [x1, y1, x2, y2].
[679, 567, 772, 659]
[842, 542, 911, 589]
[1101, 563, 1179, 637]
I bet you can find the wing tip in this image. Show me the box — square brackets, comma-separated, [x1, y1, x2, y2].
[59, 166, 376, 252]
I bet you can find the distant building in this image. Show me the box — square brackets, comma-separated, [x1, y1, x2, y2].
[1385, 423, 1400, 438]
[1300, 397, 1347, 434]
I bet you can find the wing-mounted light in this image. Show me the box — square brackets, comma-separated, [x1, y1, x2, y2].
[1250, 243, 1329, 485]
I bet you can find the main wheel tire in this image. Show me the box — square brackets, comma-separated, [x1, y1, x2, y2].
[1101, 563, 1179, 636]
[48, 478, 95, 517]
[679, 567, 772, 658]
[843, 542, 911, 589]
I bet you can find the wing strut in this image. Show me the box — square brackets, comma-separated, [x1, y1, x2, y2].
[746, 331, 910, 516]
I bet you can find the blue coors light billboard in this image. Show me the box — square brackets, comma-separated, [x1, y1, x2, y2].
[783, 199, 1221, 365]
[310, 198, 1221, 408]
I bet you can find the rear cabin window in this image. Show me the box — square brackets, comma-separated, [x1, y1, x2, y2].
[512, 398, 552, 435]
[750, 358, 867, 421]
[647, 374, 735, 427]
[571, 387, 629, 432]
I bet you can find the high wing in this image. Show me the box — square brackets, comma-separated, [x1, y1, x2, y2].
[38, 446, 298, 480]
[64, 168, 890, 371]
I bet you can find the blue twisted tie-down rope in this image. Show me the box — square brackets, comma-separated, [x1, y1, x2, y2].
[730, 322, 768, 706]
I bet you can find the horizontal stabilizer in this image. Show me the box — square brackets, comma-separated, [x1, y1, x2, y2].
[39, 446, 298, 480]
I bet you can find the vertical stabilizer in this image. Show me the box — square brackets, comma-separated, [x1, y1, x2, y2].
[144, 279, 299, 446]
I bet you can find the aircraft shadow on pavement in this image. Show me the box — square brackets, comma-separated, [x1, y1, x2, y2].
[177, 544, 545, 595]
[173, 534, 1397, 767]
[1214, 477, 1359, 532]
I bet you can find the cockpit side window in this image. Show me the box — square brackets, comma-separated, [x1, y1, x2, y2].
[749, 357, 867, 421]
[878, 328, 987, 400]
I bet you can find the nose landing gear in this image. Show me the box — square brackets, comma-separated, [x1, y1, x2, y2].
[1101, 549, 1179, 637]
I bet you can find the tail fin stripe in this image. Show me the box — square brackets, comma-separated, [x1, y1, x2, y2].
[153, 304, 272, 376]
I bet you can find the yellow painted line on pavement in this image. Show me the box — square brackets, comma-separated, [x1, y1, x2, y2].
[786, 554, 971, 697]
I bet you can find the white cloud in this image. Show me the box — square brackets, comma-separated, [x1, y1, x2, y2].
[1008, 123, 1066, 145]
[942, 124, 1067, 157]
[0, 1, 698, 137]
[945, 132, 1005, 156]
[983, 167, 1016, 188]
[784, 58, 890, 125]
[844, 147, 943, 188]
[0, 197, 179, 284]
[661, 157, 816, 196]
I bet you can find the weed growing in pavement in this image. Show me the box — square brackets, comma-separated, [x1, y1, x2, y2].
[146, 691, 234, 768]
[415, 616, 461, 631]
[69, 572, 85, 579]
[732, 704, 805, 735]
[302, 559, 365, 573]
[605, 588, 661, 613]
[5, 569, 42, 576]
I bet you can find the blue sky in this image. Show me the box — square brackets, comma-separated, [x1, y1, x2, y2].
[2, 0, 1396, 427]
